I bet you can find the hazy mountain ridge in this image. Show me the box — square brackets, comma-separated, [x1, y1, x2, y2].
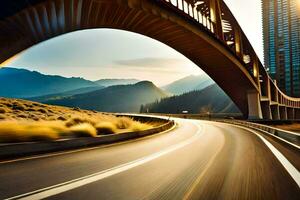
[141, 84, 240, 114]
[162, 74, 214, 95]
[29, 86, 105, 102]
[43, 81, 169, 113]
[0, 67, 99, 98]
[94, 79, 140, 87]
[0, 67, 238, 114]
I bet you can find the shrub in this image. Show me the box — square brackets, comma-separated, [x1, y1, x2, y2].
[25, 104, 33, 108]
[57, 116, 67, 121]
[12, 102, 26, 111]
[69, 123, 97, 137]
[95, 122, 117, 135]
[116, 117, 133, 129]
[0, 107, 7, 114]
[38, 108, 48, 114]
[129, 122, 152, 132]
[4, 102, 12, 108]
[72, 107, 81, 111]
[26, 108, 36, 112]
[65, 117, 85, 127]
[17, 114, 27, 118]
[31, 116, 40, 121]
[0, 121, 65, 143]
[65, 117, 95, 127]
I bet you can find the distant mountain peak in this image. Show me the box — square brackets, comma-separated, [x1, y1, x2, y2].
[135, 81, 155, 87]
[162, 74, 214, 95]
[0, 67, 98, 98]
[94, 78, 140, 87]
[42, 79, 168, 113]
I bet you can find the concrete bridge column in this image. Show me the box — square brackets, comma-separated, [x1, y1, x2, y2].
[294, 108, 300, 119]
[260, 74, 271, 98]
[270, 82, 279, 103]
[287, 107, 295, 120]
[261, 101, 272, 120]
[270, 105, 280, 120]
[279, 106, 288, 120]
[247, 90, 263, 119]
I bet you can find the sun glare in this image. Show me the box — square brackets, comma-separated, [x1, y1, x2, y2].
[0, 53, 20, 67]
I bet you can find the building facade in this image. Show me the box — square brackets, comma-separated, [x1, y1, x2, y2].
[262, 0, 300, 97]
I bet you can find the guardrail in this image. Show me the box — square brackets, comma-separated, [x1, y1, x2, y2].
[218, 119, 300, 147]
[0, 116, 175, 160]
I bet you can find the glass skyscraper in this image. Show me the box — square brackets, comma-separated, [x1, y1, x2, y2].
[262, 0, 300, 97]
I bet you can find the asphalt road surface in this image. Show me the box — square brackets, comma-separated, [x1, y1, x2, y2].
[0, 118, 299, 200]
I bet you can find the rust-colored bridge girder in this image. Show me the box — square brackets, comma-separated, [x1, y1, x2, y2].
[0, 0, 300, 120]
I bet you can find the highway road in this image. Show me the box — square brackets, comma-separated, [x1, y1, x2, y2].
[0, 118, 299, 200]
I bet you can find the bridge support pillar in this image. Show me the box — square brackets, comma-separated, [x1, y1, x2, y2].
[270, 105, 280, 120]
[247, 90, 263, 119]
[294, 108, 300, 119]
[260, 74, 271, 98]
[261, 101, 272, 120]
[287, 108, 295, 120]
[279, 106, 288, 120]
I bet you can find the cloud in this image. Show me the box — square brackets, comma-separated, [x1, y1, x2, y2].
[114, 57, 185, 68]
[113, 57, 203, 76]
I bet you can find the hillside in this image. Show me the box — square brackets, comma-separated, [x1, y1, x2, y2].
[0, 67, 99, 98]
[29, 86, 105, 102]
[94, 79, 140, 87]
[162, 74, 214, 95]
[44, 81, 169, 113]
[141, 84, 240, 114]
[0, 97, 153, 143]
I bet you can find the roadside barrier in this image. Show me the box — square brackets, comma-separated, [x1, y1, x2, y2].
[217, 119, 300, 147]
[0, 116, 175, 160]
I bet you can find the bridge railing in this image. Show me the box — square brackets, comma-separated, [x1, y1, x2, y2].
[162, 0, 215, 33]
[160, 0, 258, 82]
[218, 119, 300, 147]
[161, 0, 300, 111]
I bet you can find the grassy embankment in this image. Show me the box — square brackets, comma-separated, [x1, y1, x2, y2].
[0, 98, 154, 143]
[272, 123, 300, 134]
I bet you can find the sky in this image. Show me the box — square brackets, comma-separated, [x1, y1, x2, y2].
[3, 0, 263, 86]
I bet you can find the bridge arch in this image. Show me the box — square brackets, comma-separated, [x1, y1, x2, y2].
[0, 0, 299, 119]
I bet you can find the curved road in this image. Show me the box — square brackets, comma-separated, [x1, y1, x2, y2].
[0, 118, 299, 200]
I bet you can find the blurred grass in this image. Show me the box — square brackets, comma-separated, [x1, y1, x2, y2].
[0, 97, 158, 143]
[273, 123, 300, 133]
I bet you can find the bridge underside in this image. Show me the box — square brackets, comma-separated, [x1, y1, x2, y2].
[0, 0, 299, 120]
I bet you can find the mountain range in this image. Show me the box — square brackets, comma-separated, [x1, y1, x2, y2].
[162, 74, 214, 95]
[141, 84, 240, 114]
[94, 79, 140, 87]
[29, 86, 105, 102]
[43, 81, 169, 113]
[0, 67, 98, 98]
[0, 67, 240, 114]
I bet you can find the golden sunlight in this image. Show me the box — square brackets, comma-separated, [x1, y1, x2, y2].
[297, 0, 300, 11]
[0, 53, 20, 67]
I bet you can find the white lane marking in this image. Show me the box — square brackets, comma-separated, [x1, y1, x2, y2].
[231, 124, 300, 188]
[248, 126, 300, 149]
[5, 122, 203, 200]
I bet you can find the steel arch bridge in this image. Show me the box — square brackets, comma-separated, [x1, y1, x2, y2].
[0, 0, 300, 120]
